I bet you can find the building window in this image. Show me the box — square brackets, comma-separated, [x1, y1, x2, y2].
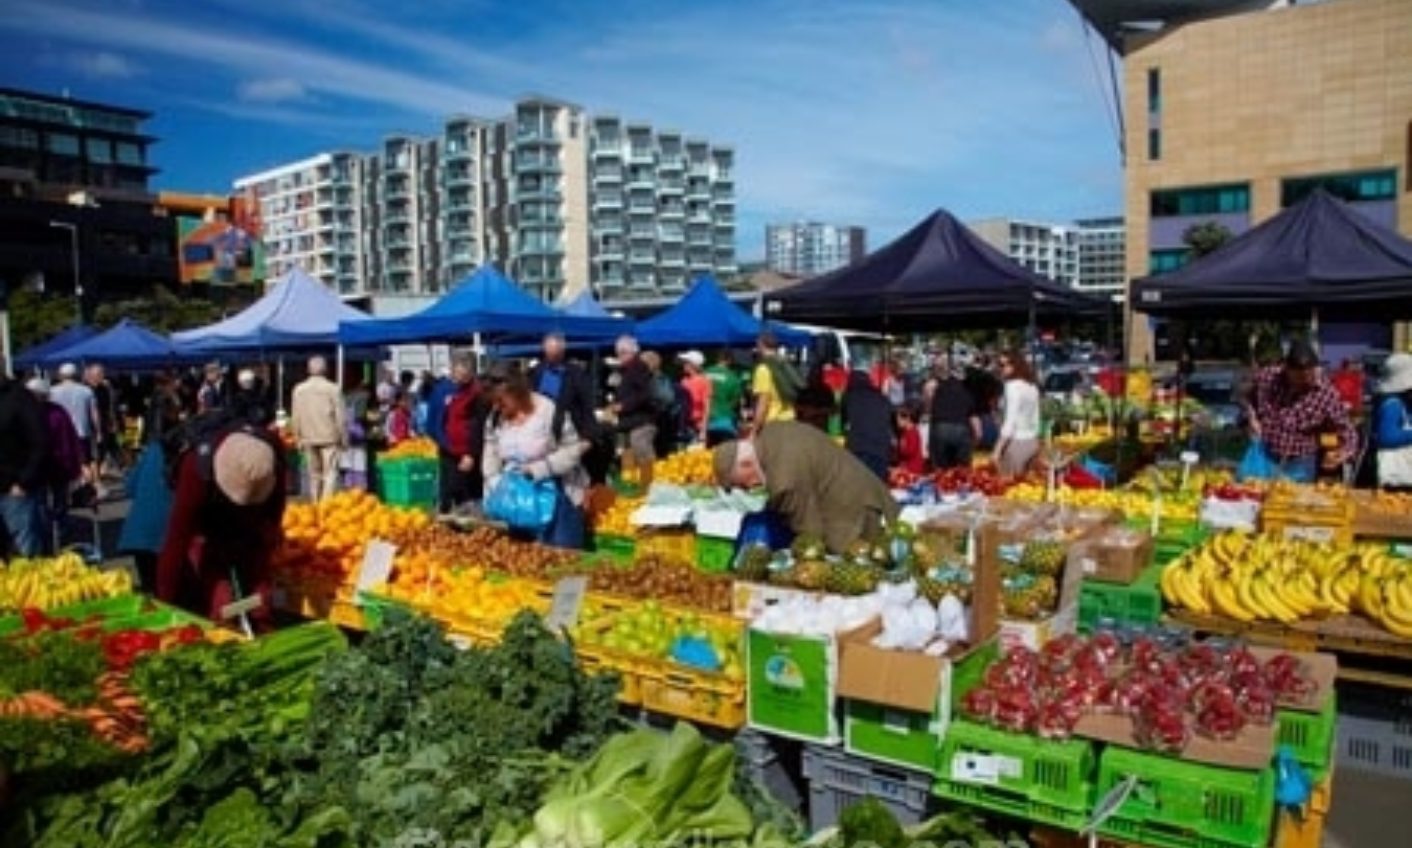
[1149, 249, 1190, 274]
[1147, 68, 1161, 114]
[85, 138, 112, 163]
[1150, 184, 1250, 217]
[0, 127, 38, 149]
[1148, 129, 1161, 161]
[114, 142, 143, 166]
[1281, 169, 1398, 206]
[47, 132, 80, 156]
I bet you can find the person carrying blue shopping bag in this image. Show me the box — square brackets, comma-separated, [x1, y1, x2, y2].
[1243, 341, 1358, 483]
[482, 372, 588, 550]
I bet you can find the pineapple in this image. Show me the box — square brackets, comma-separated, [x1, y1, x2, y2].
[794, 559, 831, 591]
[735, 544, 774, 582]
[1019, 540, 1067, 576]
[826, 561, 880, 596]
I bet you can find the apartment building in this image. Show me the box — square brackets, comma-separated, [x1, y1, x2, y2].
[233, 152, 362, 293]
[765, 222, 866, 276]
[234, 96, 736, 301]
[1074, 216, 1126, 296]
[587, 117, 736, 298]
[969, 217, 1080, 288]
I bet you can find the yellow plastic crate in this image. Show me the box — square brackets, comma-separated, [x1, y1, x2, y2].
[638, 658, 746, 730]
[572, 616, 646, 706]
[1272, 769, 1332, 848]
[636, 527, 698, 566]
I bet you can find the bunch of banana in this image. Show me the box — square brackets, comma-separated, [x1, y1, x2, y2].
[0, 552, 132, 612]
[1161, 531, 1343, 624]
[1354, 554, 1412, 638]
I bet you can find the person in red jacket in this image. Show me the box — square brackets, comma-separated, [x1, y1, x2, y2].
[157, 425, 286, 629]
[439, 356, 490, 512]
[894, 406, 926, 475]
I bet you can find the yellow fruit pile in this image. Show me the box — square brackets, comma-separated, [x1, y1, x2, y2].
[1161, 532, 1412, 637]
[376, 563, 543, 624]
[654, 448, 716, 486]
[381, 437, 438, 460]
[594, 496, 643, 537]
[0, 553, 132, 612]
[275, 490, 434, 584]
[1006, 484, 1200, 522]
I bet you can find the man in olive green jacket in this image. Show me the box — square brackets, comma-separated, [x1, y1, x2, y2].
[713, 421, 898, 554]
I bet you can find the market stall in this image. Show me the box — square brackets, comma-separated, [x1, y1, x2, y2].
[172, 266, 373, 351]
[767, 208, 1100, 332]
[636, 275, 811, 348]
[12, 324, 97, 371]
[34, 318, 193, 369]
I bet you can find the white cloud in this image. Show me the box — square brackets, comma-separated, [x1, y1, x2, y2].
[0, 0, 506, 117]
[72, 50, 140, 78]
[237, 77, 307, 104]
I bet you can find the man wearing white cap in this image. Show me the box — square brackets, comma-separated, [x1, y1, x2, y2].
[678, 350, 711, 445]
[49, 363, 100, 492]
[157, 424, 286, 629]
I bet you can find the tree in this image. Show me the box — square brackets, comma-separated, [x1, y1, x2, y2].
[1182, 221, 1234, 258]
[93, 286, 228, 335]
[7, 290, 80, 351]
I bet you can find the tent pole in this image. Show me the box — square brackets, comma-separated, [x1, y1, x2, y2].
[336, 344, 345, 387]
[1310, 306, 1320, 350]
[277, 357, 285, 413]
[473, 332, 484, 373]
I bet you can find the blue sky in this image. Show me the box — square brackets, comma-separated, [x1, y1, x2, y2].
[1, 0, 1123, 260]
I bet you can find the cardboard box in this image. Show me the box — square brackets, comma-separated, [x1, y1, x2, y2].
[1069, 527, 1156, 585]
[986, 520, 1087, 651]
[746, 622, 869, 744]
[1072, 646, 1338, 770]
[731, 582, 821, 620]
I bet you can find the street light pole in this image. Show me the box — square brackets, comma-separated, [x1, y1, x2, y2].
[48, 221, 82, 325]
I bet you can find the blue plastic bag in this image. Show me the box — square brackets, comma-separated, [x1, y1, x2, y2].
[484, 473, 558, 531]
[1237, 439, 1278, 482]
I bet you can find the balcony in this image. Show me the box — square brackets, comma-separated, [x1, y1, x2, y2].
[629, 228, 656, 242]
[628, 203, 656, 216]
[518, 211, 563, 229]
[658, 156, 684, 172]
[628, 250, 655, 265]
[444, 145, 474, 163]
[593, 192, 623, 209]
[384, 209, 411, 224]
[595, 167, 623, 183]
[386, 256, 412, 273]
[514, 182, 562, 203]
[660, 255, 686, 267]
[517, 238, 564, 256]
[595, 218, 624, 235]
[597, 245, 624, 262]
[445, 215, 475, 236]
[445, 194, 474, 212]
[627, 147, 655, 164]
[444, 169, 475, 188]
[627, 175, 655, 192]
[659, 227, 684, 243]
[516, 152, 561, 173]
[658, 180, 684, 195]
[592, 145, 622, 159]
[688, 161, 710, 177]
[385, 180, 411, 201]
[628, 273, 657, 290]
[516, 125, 559, 145]
[714, 218, 735, 228]
[659, 205, 685, 219]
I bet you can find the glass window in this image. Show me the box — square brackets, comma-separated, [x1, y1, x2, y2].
[1148, 129, 1161, 161]
[1147, 68, 1161, 114]
[47, 133, 79, 156]
[1151, 184, 1250, 217]
[0, 127, 38, 149]
[85, 138, 111, 163]
[1149, 249, 1190, 274]
[1281, 169, 1398, 206]
[115, 142, 143, 166]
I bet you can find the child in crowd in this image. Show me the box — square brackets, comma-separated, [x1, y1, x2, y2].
[895, 406, 925, 475]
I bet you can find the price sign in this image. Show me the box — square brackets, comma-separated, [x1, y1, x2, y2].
[219, 594, 263, 621]
[1084, 775, 1138, 835]
[544, 576, 588, 632]
[355, 539, 398, 597]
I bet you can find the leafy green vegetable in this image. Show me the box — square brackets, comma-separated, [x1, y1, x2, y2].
[838, 798, 906, 848]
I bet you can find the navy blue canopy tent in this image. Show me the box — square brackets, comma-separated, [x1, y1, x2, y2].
[39, 319, 187, 368]
[1131, 189, 1412, 319]
[13, 325, 98, 370]
[635, 276, 810, 348]
[767, 208, 1098, 331]
[339, 266, 625, 347]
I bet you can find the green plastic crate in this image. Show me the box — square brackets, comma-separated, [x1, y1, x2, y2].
[1097, 746, 1276, 848]
[1078, 563, 1165, 632]
[844, 643, 997, 772]
[357, 592, 414, 631]
[1277, 693, 1337, 772]
[933, 718, 1096, 829]
[593, 534, 637, 565]
[1123, 518, 1209, 565]
[696, 536, 736, 574]
[377, 458, 439, 511]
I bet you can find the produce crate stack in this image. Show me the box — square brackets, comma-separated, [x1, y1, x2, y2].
[802, 743, 936, 832]
[375, 456, 439, 512]
[1261, 483, 1353, 547]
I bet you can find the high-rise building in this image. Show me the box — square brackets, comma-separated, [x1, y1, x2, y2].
[1070, 0, 1412, 359]
[969, 218, 1079, 288]
[1074, 216, 1126, 296]
[765, 222, 866, 276]
[587, 117, 736, 298]
[233, 96, 736, 302]
[0, 86, 176, 304]
[234, 152, 362, 293]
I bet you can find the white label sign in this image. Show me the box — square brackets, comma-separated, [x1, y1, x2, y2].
[544, 575, 588, 632]
[355, 539, 398, 596]
[950, 753, 1023, 785]
[219, 594, 263, 620]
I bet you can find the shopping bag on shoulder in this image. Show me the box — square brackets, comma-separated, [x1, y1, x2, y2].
[484, 473, 558, 531]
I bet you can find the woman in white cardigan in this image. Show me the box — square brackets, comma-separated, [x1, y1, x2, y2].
[482, 373, 589, 548]
[994, 349, 1041, 478]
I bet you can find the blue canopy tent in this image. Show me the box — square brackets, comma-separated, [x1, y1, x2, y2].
[14, 325, 98, 370]
[338, 265, 625, 347]
[173, 267, 372, 352]
[635, 276, 810, 348]
[39, 319, 188, 369]
[560, 290, 616, 320]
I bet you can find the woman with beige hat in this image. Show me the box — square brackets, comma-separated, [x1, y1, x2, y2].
[1375, 353, 1412, 489]
[156, 424, 287, 629]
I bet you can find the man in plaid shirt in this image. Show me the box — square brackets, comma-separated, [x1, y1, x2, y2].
[1247, 341, 1358, 482]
